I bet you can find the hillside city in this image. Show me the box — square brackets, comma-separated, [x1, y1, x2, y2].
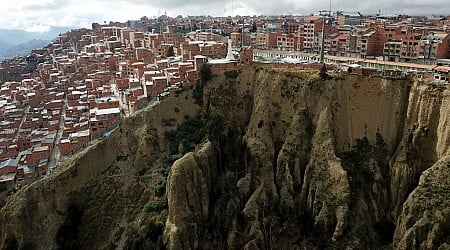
[0, 12, 449, 191]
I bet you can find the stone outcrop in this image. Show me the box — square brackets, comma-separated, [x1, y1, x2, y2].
[162, 67, 450, 249]
[394, 156, 450, 249]
[165, 142, 217, 249]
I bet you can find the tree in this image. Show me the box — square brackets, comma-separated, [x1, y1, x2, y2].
[206, 112, 224, 168]
[319, 63, 328, 79]
[200, 64, 212, 83]
[166, 46, 175, 57]
[251, 22, 257, 33]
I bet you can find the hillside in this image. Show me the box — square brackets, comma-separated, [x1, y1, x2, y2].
[0, 40, 12, 55]
[0, 39, 50, 60]
[0, 65, 449, 249]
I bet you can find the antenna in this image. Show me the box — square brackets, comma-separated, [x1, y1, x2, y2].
[329, 0, 332, 16]
[231, 0, 234, 16]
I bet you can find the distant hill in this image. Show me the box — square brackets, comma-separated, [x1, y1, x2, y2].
[0, 40, 12, 54]
[0, 39, 50, 60]
[0, 26, 74, 45]
[0, 26, 74, 61]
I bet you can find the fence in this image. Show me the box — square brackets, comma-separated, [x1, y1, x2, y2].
[104, 118, 123, 138]
[137, 98, 156, 111]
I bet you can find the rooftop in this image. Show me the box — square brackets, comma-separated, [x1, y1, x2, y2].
[0, 159, 19, 168]
[95, 107, 120, 116]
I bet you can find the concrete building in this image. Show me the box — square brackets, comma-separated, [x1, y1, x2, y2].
[337, 12, 363, 26]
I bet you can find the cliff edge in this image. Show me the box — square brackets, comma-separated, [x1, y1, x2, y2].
[0, 65, 449, 249]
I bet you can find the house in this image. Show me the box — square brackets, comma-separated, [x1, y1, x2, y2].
[384, 41, 402, 62]
[329, 34, 348, 56]
[0, 159, 18, 176]
[149, 76, 169, 97]
[433, 65, 450, 83]
[0, 173, 16, 190]
[303, 16, 323, 53]
[419, 32, 450, 64]
[90, 107, 121, 139]
[400, 33, 422, 62]
[26, 146, 50, 167]
[277, 33, 299, 51]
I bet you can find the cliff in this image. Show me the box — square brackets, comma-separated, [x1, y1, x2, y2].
[0, 65, 449, 249]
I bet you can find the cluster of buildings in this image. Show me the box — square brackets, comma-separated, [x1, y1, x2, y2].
[0, 15, 255, 191]
[228, 13, 450, 64]
[0, 12, 449, 190]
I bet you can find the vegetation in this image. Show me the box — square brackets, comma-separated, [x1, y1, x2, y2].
[200, 64, 212, 83]
[153, 178, 166, 197]
[192, 81, 204, 105]
[224, 70, 240, 80]
[143, 199, 167, 212]
[192, 64, 214, 105]
[336, 134, 390, 247]
[1, 55, 45, 83]
[166, 46, 175, 57]
[164, 116, 205, 155]
[124, 220, 165, 250]
[319, 63, 328, 80]
[338, 136, 388, 187]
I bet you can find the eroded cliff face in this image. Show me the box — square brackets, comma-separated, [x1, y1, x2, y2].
[0, 65, 449, 249]
[394, 156, 450, 249]
[163, 67, 450, 249]
[0, 91, 200, 249]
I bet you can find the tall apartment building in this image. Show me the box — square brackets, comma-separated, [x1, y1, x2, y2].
[384, 41, 402, 62]
[303, 16, 323, 53]
[277, 33, 299, 51]
[284, 20, 301, 34]
[399, 33, 422, 62]
[329, 33, 348, 56]
[255, 32, 281, 50]
[419, 32, 450, 64]
[230, 32, 251, 48]
[345, 27, 386, 59]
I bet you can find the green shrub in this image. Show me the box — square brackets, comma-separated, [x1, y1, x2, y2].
[224, 70, 239, 79]
[154, 179, 166, 197]
[319, 63, 328, 79]
[144, 199, 167, 212]
[164, 117, 205, 155]
[144, 201, 160, 212]
[192, 82, 204, 105]
[200, 64, 212, 83]
[124, 220, 165, 250]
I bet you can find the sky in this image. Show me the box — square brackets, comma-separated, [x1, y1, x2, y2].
[0, 0, 449, 33]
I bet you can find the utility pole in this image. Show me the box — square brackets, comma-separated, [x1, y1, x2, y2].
[319, 10, 331, 64]
[241, 18, 244, 48]
[319, 0, 331, 64]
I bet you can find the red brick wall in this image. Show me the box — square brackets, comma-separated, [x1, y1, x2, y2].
[0, 166, 16, 176]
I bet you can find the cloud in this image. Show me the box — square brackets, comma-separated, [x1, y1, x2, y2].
[0, 0, 449, 32]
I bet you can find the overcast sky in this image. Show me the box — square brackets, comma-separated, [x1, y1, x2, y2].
[1, 0, 449, 32]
